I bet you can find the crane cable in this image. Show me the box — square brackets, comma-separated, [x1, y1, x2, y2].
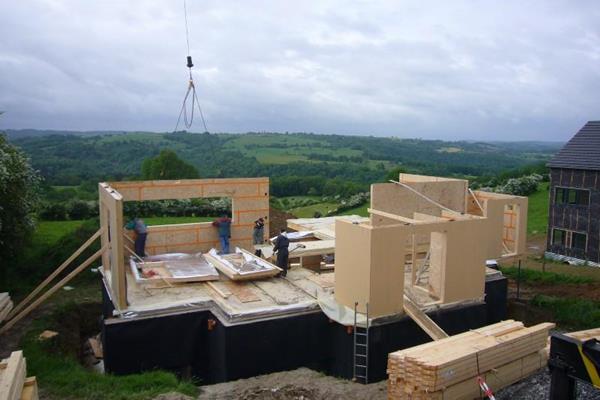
[174, 0, 208, 133]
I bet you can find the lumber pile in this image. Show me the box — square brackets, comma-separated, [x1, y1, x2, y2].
[0, 351, 38, 400]
[387, 320, 555, 400]
[0, 293, 13, 324]
[565, 327, 600, 342]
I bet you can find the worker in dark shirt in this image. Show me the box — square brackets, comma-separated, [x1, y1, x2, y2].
[273, 228, 290, 277]
[125, 217, 148, 258]
[212, 214, 232, 254]
[253, 217, 265, 245]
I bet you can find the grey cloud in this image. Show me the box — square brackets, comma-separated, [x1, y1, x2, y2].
[0, 0, 599, 140]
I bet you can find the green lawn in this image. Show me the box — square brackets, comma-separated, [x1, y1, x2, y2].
[34, 216, 216, 246]
[34, 220, 90, 247]
[527, 182, 550, 235]
[290, 202, 340, 218]
[337, 203, 369, 217]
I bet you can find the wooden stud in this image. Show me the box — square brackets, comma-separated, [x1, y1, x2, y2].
[7, 228, 104, 321]
[0, 246, 107, 334]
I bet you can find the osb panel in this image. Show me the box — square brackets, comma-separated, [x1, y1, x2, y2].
[334, 220, 372, 314]
[237, 210, 270, 225]
[369, 227, 406, 316]
[232, 197, 269, 210]
[428, 231, 447, 299]
[440, 219, 487, 303]
[203, 182, 260, 198]
[108, 178, 269, 202]
[407, 180, 467, 213]
[371, 183, 441, 220]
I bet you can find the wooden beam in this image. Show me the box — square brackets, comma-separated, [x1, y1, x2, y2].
[403, 295, 449, 341]
[0, 351, 25, 400]
[0, 245, 107, 335]
[368, 208, 421, 224]
[7, 228, 104, 320]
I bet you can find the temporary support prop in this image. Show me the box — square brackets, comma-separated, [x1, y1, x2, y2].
[0, 228, 106, 334]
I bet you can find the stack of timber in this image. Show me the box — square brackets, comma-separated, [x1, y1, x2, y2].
[565, 327, 600, 342]
[387, 320, 554, 400]
[0, 293, 12, 323]
[0, 351, 39, 400]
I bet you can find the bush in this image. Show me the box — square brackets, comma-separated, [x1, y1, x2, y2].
[67, 200, 92, 220]
[495, 173, 543, 196]
[40, 203, 68, 220]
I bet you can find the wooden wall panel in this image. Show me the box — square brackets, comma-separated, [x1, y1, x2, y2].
[334, 220, 372, 314]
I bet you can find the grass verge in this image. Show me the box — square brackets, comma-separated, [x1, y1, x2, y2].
[531, 294, 600, 330]
[21, 303, 197, 400]
[500, 266, 594, 285]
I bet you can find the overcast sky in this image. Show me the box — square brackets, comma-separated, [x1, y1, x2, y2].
[0, 1, 599, 141]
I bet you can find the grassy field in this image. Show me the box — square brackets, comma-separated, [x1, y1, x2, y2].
[527, 182, 550, 235]
[337, 203, 369, 217]
[290, 202, 340, 218]
[33, 216, 216, 244]
[224, 133, 363, 164]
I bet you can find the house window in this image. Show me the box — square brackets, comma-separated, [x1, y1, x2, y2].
[552, 229, 566, 246]
[552, 228, 587, 251]
[572, 232, 587, 251]
[555, 187, 589, 206]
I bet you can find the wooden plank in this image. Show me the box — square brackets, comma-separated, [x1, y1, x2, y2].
[402, 295, 448, 340]
[88, 338, 103, 359]
[222, 281, 261, 303]
[204, 281, 231, 299]
[20, 377, 38, 400]
[0, 246, 107, 334]
[368, 208, 421, 224]
[7, 228, 104, 320]
[0, 351, 25, 400]
[0, 302, 13, 323]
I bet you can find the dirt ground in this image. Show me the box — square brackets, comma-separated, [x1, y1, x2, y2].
[196, 368, 386, 400]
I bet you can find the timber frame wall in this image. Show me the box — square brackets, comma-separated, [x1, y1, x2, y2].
[99, 178, 269, 310]
[335, 174, 527, 317]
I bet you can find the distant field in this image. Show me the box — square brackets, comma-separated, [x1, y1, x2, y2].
[224, 133, 363, 165]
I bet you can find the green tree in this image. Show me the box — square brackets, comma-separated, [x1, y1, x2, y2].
[0, 134, 41, 268]
[141, 149, 199, 180]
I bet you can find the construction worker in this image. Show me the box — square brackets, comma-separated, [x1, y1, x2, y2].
[212, 214, 232, 254]
[273, 228, 290, 277]
[253, 217, 265, 245]
[125, 217, 148, 258]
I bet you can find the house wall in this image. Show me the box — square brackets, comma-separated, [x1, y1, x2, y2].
[547, 168, 600, 263]
[109, 178, 270, 255]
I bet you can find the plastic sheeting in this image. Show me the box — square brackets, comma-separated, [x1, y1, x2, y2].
[317, 295, 368, 327]
[131, 252, 219, 283]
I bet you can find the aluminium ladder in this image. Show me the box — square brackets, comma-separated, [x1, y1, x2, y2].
[353, 301, 370, 384]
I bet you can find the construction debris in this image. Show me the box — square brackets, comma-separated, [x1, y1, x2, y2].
[0, 293, 12, 324]
[38, 330, 58, 341]
[0, 351, 39, 400]
[387, 320, 554, 399]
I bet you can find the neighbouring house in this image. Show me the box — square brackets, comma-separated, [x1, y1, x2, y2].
[546, 121, 600, 266]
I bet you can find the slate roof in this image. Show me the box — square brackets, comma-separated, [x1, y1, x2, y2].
[548, 121, 600, 171]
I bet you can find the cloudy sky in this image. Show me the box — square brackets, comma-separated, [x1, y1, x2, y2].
[0, 1, 599, 140]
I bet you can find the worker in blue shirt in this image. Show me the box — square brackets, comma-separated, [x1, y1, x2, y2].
[125, 217, 148, 258]
[212, 214, 232, 254]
